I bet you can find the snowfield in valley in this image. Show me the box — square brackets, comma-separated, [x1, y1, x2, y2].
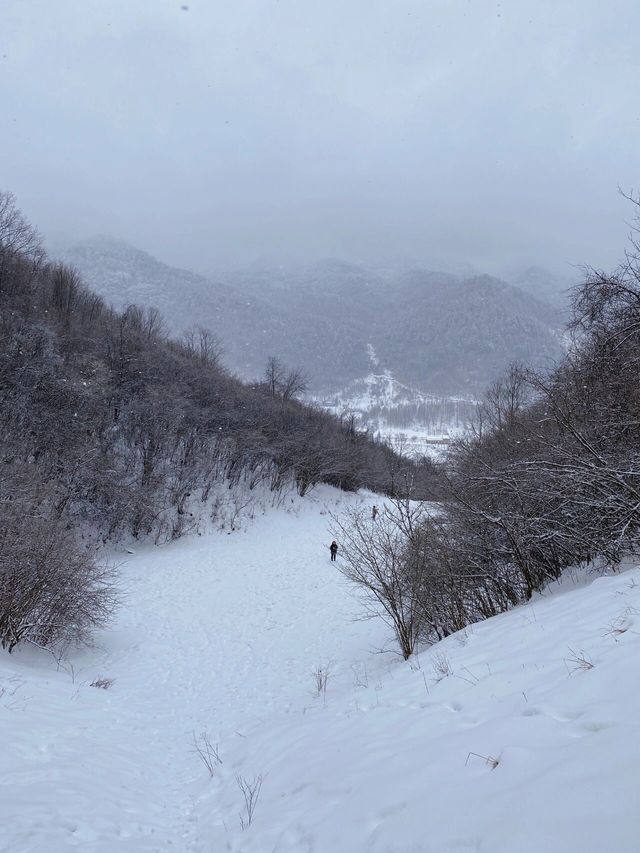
[2, 486, 640, 852]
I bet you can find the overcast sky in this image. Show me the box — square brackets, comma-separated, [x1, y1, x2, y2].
[2, 1, 639, 275]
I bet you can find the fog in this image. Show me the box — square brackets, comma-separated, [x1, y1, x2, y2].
[2, 1, 639, 275]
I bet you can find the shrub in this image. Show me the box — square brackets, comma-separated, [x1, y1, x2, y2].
[0, 505, 117, 653]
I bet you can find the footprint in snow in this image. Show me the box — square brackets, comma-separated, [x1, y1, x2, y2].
[525, 706, 583, 723]
[567, 719, 615, 737]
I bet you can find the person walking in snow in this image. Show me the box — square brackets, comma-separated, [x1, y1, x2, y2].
[329, 540, 338, 561]
[372, 505, 379, 521]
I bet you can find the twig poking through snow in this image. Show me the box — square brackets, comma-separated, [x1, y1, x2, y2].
[422, 672, 430, 696]
[237, 773, 263, 829]
[312, 663, 331, 703]
[565, 647, 595, 674]
[90, 677, 114, 690]
[466, 751, 500, 770]
[431, 650, 453, 682]
[192, 731, 222, 776]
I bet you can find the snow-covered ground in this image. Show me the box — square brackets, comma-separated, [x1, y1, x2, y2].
[374, 425, 457, 461]
[2, 487, 640, 852]
[312, 366, 475, 459]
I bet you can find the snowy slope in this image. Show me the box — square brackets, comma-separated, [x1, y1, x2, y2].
[2, 488, 640, 852]
[0, 488, 384, 852]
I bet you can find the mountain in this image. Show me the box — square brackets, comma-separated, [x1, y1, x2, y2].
[64, 239, 566, 395]
[508, 265, 575, 307]
[216, 261, 567, 394]
[376, 271, 564, 393]
[61, 237, 293, 380]
[62, 240, 371, 387]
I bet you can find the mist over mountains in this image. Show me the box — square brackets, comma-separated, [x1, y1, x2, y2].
[63, 237, 569, 396]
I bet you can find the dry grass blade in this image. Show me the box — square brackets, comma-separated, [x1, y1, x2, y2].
[90, 677, 115, 690]
[465, 751, 500, 770]
[237, 773, 263, 829]
[192, 731, 222, 776]
[565, 647, 594, 674]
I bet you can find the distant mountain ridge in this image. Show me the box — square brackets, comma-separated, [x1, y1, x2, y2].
[63, 238, 566, 395]
[376, 270, 564, 390]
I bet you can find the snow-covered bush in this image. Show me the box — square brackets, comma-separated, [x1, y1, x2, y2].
[0, 505, 117, 653]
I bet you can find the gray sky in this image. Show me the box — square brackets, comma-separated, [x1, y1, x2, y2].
[2, 0, 640, 275]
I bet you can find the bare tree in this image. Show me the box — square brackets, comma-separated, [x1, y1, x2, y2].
[264, 355, 285, 396]
[331, 501, 429, 658]
[181, 326, 223, 367]
[281, 367, 308, 401]
[262, 356, 307, 400]
[0, 190, 43, 258]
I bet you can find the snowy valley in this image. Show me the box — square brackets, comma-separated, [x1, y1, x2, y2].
[59, 239, 571, 459]
[312, 351, 477, 459]
[3, 3, 640, 845]
[3, 185, 640, 853]
[3, 180, 640, 853]
[56, 239, 573, 461]
[3, 488, 639, 853]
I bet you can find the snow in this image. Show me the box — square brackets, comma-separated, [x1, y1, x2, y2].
[317, 370, 471, 415]
[312, 368, 476, 459]
[375, 425, 459, 461]
[2, 487, 640, 852]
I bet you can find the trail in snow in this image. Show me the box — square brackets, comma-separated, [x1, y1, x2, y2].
[1, 488, 386, 852]
[3, 488, 640, 853]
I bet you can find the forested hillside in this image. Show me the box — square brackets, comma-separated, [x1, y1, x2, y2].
[0, 192, 428, 653]
[64, 240, 566, 395]
[375, 271, 563, 391]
